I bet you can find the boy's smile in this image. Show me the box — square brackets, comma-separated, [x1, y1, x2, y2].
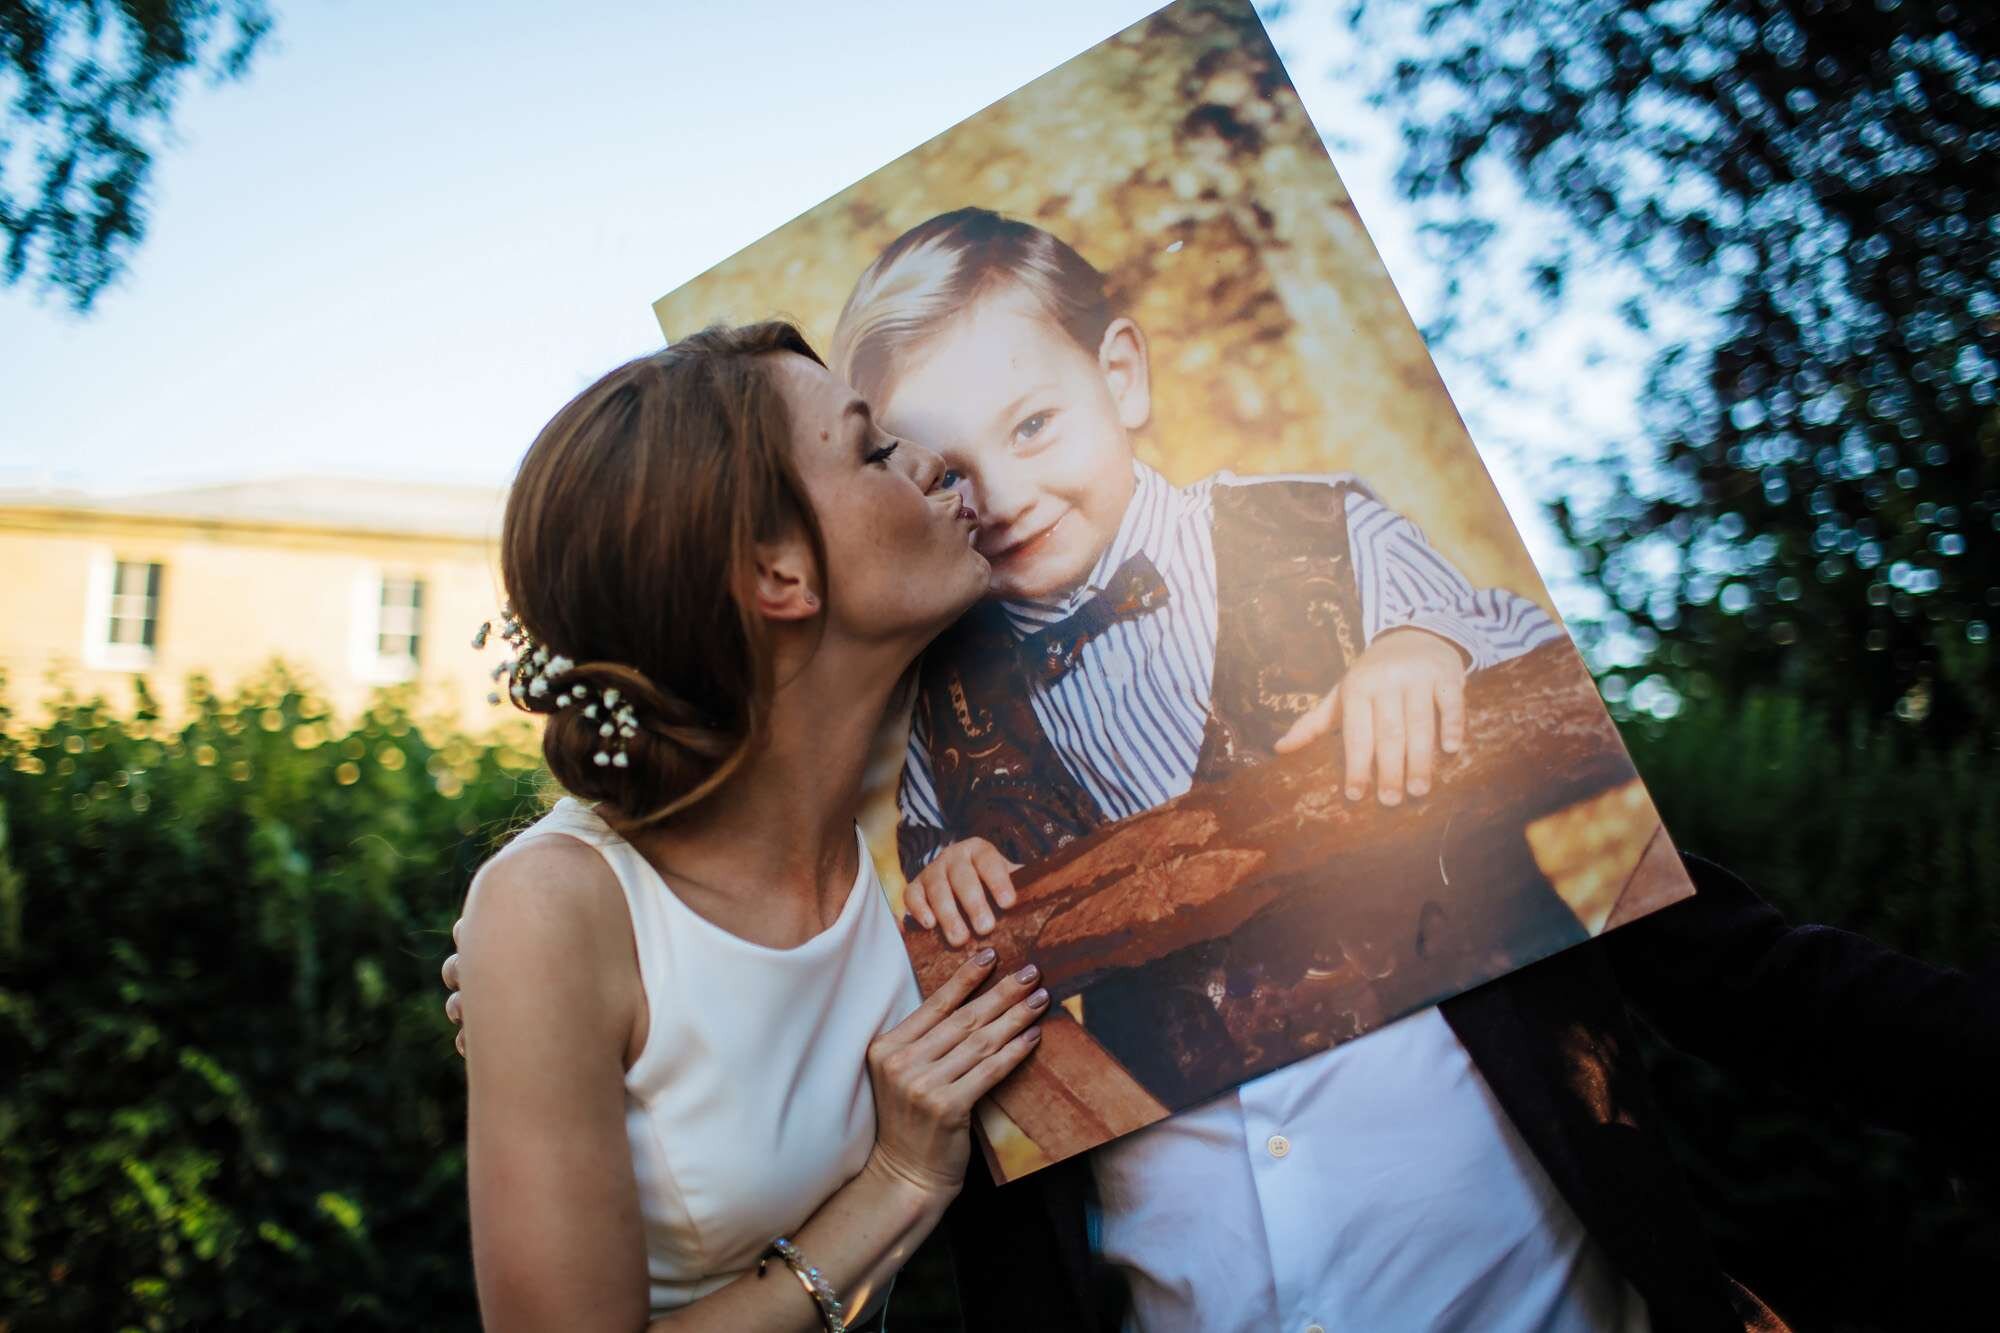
[984, 508, 1070, 566]
[876, 285, 1151, 603]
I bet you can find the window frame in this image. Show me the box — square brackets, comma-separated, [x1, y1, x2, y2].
[350, 568, 426, 685]
[83, 552, 164, 672]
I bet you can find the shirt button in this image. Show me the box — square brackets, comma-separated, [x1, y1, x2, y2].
[1266, 1134, 1290, 1159]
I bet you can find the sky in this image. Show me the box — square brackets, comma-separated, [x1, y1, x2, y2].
[0, 0, 1667, 611]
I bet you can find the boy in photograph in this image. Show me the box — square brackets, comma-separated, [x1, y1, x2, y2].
[836, 208, 1582, 1101]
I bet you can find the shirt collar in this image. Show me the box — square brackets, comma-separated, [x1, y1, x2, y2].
[999, 462, 1181, 637]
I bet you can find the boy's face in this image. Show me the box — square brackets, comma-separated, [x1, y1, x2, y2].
[876, 285, 1151, 602]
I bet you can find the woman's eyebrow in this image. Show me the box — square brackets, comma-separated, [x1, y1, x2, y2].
[843, 398, 873, 438]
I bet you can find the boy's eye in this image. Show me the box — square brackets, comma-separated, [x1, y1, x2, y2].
[1015, 412, 1050, 443]
[940, 468, 962, 489]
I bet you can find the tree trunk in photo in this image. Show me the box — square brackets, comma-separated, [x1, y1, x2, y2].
[905, 642, 1687, 1171]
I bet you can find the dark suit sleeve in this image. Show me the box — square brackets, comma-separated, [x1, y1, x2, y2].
[943, 1155, 1108, 1333]
[1603, 852, 2000, 1176]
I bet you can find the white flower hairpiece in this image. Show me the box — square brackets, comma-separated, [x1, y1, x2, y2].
[474, 603, 636, 769]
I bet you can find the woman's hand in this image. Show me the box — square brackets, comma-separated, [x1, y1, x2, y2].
[441, 918, 467, 1055]
[1274, 626, 1468, 806]
[904, 837, 1019, 946]
[863, 948, 1047, 1199]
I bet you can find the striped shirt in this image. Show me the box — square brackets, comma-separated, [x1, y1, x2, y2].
[899, 462, 1565, 836]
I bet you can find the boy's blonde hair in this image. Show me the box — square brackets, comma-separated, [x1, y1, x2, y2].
[831, 208, 1113, 402]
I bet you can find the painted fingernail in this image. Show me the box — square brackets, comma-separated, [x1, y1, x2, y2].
[1023, 1025, 1043, 1042]
[972, 946, 997, 966]
[1027, 988, 1050, 1009]
[1015, 963, 1040, 984]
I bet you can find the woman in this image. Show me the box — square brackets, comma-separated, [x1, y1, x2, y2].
[453, 321, 1048, 1331]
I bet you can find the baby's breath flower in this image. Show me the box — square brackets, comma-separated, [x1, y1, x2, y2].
[478, 605, 643, 771]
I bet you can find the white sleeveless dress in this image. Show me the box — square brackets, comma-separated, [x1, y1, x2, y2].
[505, 796, 921, 1314]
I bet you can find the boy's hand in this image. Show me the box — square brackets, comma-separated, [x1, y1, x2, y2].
[1274, 627, 1468, 806]
[905, 837, 1021, 947]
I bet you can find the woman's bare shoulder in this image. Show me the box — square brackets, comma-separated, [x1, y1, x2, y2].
[466, 831, 625, 941]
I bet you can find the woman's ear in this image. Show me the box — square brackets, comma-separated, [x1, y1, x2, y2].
[1097, 317, 1152, 432]
[751, 535, 821, 622]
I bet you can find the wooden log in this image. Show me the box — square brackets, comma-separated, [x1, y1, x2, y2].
[980, 1010, 1169, 1172]
[908, 641, 1639, 997]
[904, 640, 1686, 1175]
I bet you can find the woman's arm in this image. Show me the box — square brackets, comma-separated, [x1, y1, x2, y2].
[460, 837, 653, 1332]
[459, 841, 1046, 1332]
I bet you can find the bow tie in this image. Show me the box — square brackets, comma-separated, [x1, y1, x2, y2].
[1019, 552, 1172, 684]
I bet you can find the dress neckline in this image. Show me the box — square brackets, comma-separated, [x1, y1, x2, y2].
[554, 797, 876, 957]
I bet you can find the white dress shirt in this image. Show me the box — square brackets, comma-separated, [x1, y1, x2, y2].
[901, 463, 1649, 1331]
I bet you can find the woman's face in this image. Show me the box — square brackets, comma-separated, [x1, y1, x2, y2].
[766, 351, 989, 644]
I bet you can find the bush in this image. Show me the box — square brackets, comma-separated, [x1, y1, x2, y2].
[0, 671, 544, 1330]
[1620, 693, 2000, 1333]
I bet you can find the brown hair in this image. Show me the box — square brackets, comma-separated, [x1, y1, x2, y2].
[830, 207, 1114, 403]
[500, 321, 826, 831]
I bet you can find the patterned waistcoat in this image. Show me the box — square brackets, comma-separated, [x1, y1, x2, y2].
[899, 478, 1365, 880]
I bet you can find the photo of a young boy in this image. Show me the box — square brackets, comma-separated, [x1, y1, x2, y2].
[832, 208, 1597, 1114]
[651, 3, 1695, 1187]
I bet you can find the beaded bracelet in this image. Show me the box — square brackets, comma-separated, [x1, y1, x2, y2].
[757, 1236, 848, 1332]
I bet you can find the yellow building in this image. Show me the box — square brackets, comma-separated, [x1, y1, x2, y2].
[0, 477, 513, 728]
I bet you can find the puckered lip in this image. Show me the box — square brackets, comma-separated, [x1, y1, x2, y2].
[980, 510, 1066, 565]
[932, 490, 980, 536]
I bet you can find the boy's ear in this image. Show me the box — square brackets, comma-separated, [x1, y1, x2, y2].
[750, 533, 821, 622]
[1097, 317, 1152, 432]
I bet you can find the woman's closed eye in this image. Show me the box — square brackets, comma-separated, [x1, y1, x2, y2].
[864, 437, 900, 466]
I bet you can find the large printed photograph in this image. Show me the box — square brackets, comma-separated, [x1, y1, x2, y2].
[653, 0, 1695, 1180]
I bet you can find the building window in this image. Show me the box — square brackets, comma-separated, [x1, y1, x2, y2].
[377, 576, 424, 667]
[85, 555, 163, 670]
[352, 571, 425, 684]
[109, 561, 162, 649]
